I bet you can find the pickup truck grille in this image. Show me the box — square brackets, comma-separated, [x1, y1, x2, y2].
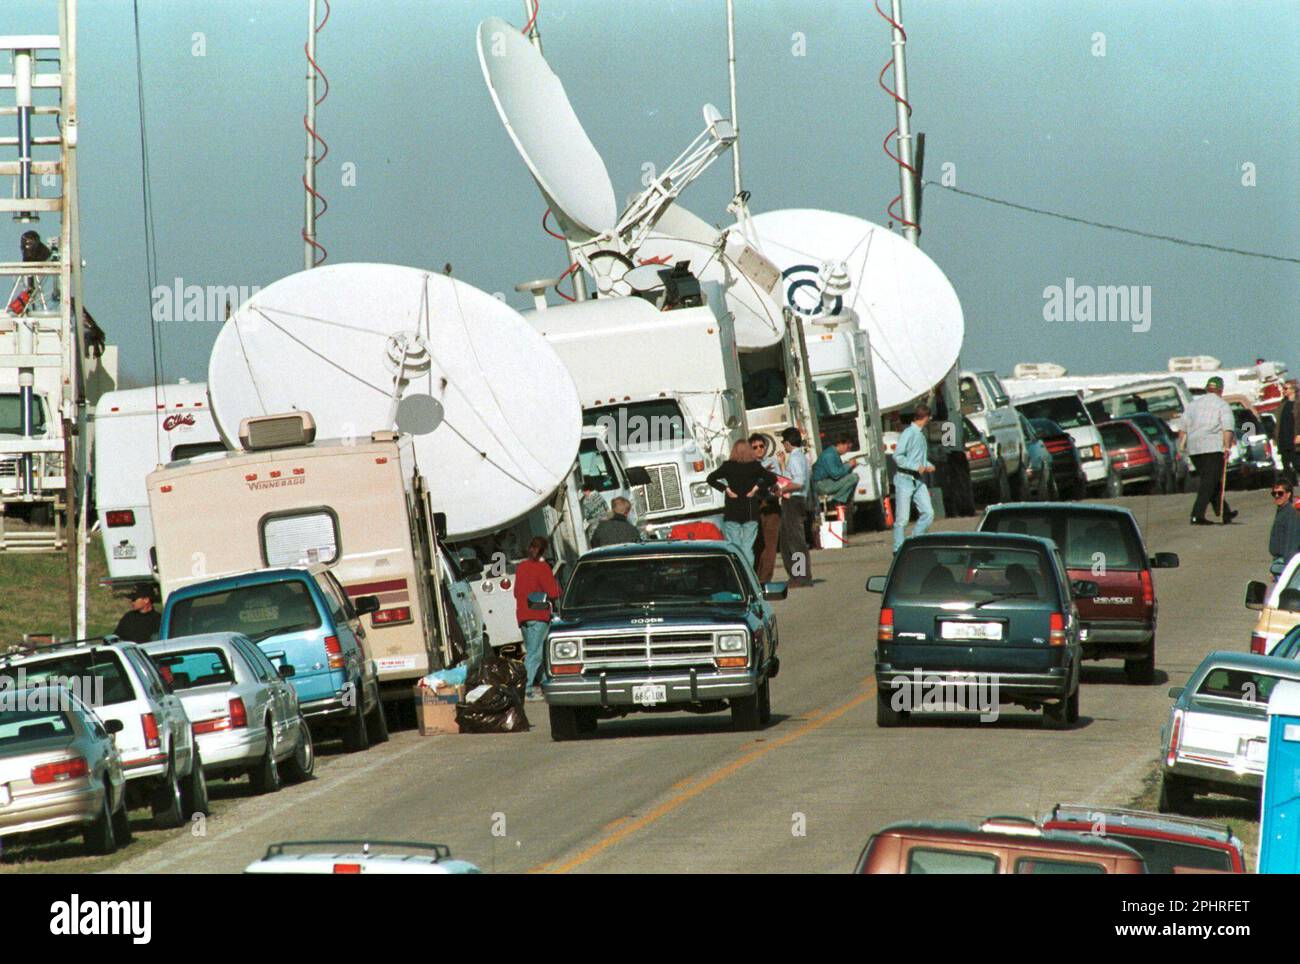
[637, 464, 685, 514]
[579, 631, 717, 669]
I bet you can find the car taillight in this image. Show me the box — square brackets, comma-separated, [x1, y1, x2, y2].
[141, 712, 160, 749]
[324, 635, 346, 670]
[1049, 612, 1067, 646]
[31, 757, 89, 784]
[1157, 443, 1169, 454]
[500, 578, 512, 591]
[1139, 569, 1154, 608]
[1262, 383, 1281, 399]
[967, 443, 989, 460]
[1250, 633, 1267, 655]
[105, 509, 135, 527]
[372, 606, 411, 625]
[333, 863, 362, 874]
[195, 696, 248, 735]
[877, 607, 894, 643]
[1166, 709, 1184, 766]
[229, 697, 248, 729]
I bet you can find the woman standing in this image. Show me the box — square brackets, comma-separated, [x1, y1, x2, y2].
[513, 536, 562, 701]
[706, 439, 777, 567]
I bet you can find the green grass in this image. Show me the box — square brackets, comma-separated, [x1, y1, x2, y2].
[1128, 761, 1260, 869]
[0, 543, 127, 646]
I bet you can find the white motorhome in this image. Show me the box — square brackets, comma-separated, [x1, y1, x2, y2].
[526, 286, 746, 535]
[1082, 377, 1194, 432]
[147, 413, 478, 702]
[92, 381, 225, 584]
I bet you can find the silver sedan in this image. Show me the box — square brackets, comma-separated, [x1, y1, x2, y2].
[143, 633, 314, 793]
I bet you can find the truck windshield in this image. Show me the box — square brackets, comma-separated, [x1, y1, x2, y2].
[1016, 396, 1091, 430]
[563, 554, 747, 609]
[583, 400, 686, 449]
[168, 581, 322, 643]
[578, 437, 621, 492]
[0, 392, 47, 435]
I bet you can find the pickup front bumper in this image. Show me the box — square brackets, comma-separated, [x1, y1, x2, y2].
[544, 668, 758, 707]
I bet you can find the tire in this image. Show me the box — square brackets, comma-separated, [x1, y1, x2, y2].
[341, 687, 370, 753]
[576, 708, 599, 735]
[1125, 650, 1156, 685]
[366, 695, 390, 744]
[876, 688, 904, 727]
[548, 704, 580, 742]
[111, 789, 132, 845]
[1042, 471, 1059, 502]
[181, 748, 209, 817]
[83, 788, 117, 856]
[249, 726, 282, 794]
[283, 714, 316, 783]
[1157, 772, 1193, 813]
[1105, 470, 1123, 499]
[730, 691, 761, 731]
[993, 461, 1012, 504]
[757, 676, 772, 725]
[1009, 462, 1029, 501]
[1043, 688, 1078, 729]
[150, 760, 185, 830]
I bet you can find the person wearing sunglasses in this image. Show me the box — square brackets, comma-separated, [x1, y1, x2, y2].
[1268, 480, 1300, 576]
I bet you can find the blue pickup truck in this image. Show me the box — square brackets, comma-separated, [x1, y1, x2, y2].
[541, 541, 786, 740]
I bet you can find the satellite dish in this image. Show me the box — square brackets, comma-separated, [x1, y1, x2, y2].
[476, 17, 617, 241]
[208, 263, 582, 540]
[738, 209, 964, 410]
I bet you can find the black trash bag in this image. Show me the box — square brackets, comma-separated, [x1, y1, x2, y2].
[469, 655, 528, 694]
[455, 683, 531, 734]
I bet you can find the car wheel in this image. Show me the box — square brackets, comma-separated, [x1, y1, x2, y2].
[575, 708, 599, 735]
[994, 461, 1012, 504]
[1044, 471, 1059, 501]
[730, 691, 762, 731]
[876, 688, 904, 727]
[83, 786, 118, 856]
[757, 676, 772, 725]
[181, 748, 209, 817]
[111, 788, 132, 845]
[341, 687, 371, 753]
[366, 695, 390, 744]
[1043, 690, 1077, 729]
[1157, 772, 1193, 813]
[1009, 463, 1029, 501]
[249, 726, 283, 794]
[1125, 651, 1156, 685]
[548, 704, 580, 741]
[1105, 470, 1123, 499]
[150, 760, 185, 829]
[283, 714, 316, 782]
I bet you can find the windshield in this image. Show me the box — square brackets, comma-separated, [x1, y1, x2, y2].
[152, 648, 235, 689]
[167, 581, 322, 642]
[1017, 396, 1091, 430]
[578, 438, 621, 493]
[983, 509, 1144, 571]
[583, 400, 686, 448]
[17, 652, 135, 706]
[1110, 835, 1234, 874]
[888, 545, 1055, 604]
[0, 707, 74, 747]
[563, 554, 747, 609]
[0, 392, 48, 436]
[815, 372, 858, 418]
[1089, 387, 1183, 420]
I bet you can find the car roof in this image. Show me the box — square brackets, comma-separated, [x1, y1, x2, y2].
[142, 632, 248, 654]
[165, 566, 328, 598]
[0, 635, 138, 668]
[580, 540, 743, 560]
[982, 501, 1138, 523]
[873, 820, 1144, 857]
[1046, 804, 1239, 847]
[1013, 389, 1086, 403]
[1195, 650, 1300, 676]
[898, 531, 1057, 552]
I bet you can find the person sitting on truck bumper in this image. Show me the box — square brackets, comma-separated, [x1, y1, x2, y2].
[812, 436, 858, 509]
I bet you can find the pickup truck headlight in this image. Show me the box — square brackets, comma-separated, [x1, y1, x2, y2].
[552, 639, 579, 660]
[716, 632, 747, 653]
[691, 481, 712, 501]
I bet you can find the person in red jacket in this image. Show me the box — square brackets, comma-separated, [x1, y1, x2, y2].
[514, 536, 562, 700]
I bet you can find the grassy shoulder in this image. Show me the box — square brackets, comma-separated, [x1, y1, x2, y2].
[1128, 761, 1260, 869]
[0, 544, 126, 645]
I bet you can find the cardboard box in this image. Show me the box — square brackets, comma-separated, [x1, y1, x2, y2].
[414, 685, 463, 736]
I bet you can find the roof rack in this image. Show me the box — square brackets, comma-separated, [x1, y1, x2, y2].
[0, 633, 118, 662]
[261, 840, 452, 861]
[979, 815, 1042, 837]
[1048, 803, 1235, 843]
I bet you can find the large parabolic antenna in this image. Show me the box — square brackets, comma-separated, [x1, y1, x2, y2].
[736, 209, 964, 409]
[476, 16, 617, 241]
[208, 263, 582, 539]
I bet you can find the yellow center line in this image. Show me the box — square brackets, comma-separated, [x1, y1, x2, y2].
[535, 678, 878, 874]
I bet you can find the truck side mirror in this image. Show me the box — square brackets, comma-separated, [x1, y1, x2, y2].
[1149, 552, 1180, 569]
[104, 718, 124, 735]
[433, 512, 448, 541]
[1167, 686, 1184, 700]
[354, 595, 381, 616]
[1245, 581, 1268, 610]
[866, 575, 887, 593]
[625, 466, 652, 488]
[762, 582, 788, 601]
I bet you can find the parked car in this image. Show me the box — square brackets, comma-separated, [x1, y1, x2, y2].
[1159, 651, 1300, 811]
[1098, 419, 1163, 494]
[0, 637, 206, 828]
[959, 370, 1029, 498]
[1018, 414, 1055, 500]
[244, 840, 481, 874]
[978, 503, 1178, 683]
[866, 532, 1094, 728]
[1225, 395, 1277, 489]
[160, 566, 386, 752]
[0, 686, 131, 855]
[854, 817, 1146, 874]
[1014, 390, 1120, 497]
[1269, 623, 1300, 659]
[961, 417, 1003, 505]
[1124, 411, 1188, 492]
[542, 540, 785, 739]
[1029, 417, 1087, 500]
[1245, 555, 1300, 655]
[144, 633, 314, 792]
[1042, 804, 1245, 873]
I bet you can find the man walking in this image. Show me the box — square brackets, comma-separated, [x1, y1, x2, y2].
[812, 435, 859, 512]
[1179, 376, 1238, 525]
[1276, 381, 1299, 487]
[892, 404, 936, 553]
[778, 427, 813, 587]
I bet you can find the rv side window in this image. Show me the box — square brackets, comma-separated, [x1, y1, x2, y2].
[261, 509, 340, 567]
[170, 441, 226, 462]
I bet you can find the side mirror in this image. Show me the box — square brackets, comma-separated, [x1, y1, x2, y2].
[1072, 579, 1099, 599]
[762, 582, 788, 601]
[104, 718, 124, 735]
[625, 465, 652, 488]
[459, 556, 484, 579]
[1280, 589, 1300, 613]
[278, 663, 296, 678]
[866, 575, 888, 594]
[1245, 581, 1268, 610]
[1149, 552, 1180, 569]
[354, 595, 381, 617]
[1167, 686, 1184, 700]
[433, 511, 448, 541]
[527, 591, 552, 610]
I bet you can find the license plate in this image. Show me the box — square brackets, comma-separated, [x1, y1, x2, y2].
[112, 545, 137, 560]
[1245, 739, 1267, 763]
[632, 684, 667, 707]
[941, 621, 1003, 641]
[0, 785, 10, 807]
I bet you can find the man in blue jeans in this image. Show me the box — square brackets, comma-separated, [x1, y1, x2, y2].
[893, 404, 936, 553]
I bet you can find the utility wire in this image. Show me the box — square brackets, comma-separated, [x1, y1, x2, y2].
[132, 0, 164, 462]
[923, 181, 1300, 265]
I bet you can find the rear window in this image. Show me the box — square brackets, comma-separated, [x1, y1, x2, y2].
[889, 545, 1055, 604]
[0, 708, 74, 747]
[1111, 835, 1234, 874]
[982, 510, 1144, 572]
[1017, 396, 1091, 430]
[1090, 387, 1183, 420]
[167, 580, 322, 643]
[1100, 423, 1141, 449]
[262, 510, 339, 567]
[152, 649, 235, 689]
[1015, 857, 1105, 874]
[1196, 667, 1286, 705]
[907, 848, 998, 874]
[16, 652, 137, 706]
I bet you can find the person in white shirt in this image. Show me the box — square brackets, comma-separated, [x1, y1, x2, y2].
[779, 427, 813, 587]
[1178, 376, 1237, 525]
[892, 404, 937, 552]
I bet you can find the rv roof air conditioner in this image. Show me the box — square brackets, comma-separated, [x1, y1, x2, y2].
[239, 412, 317, 451]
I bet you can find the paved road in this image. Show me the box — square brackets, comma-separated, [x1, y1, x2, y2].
[58, 489, 1277, 873]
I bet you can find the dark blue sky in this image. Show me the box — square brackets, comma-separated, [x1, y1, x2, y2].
[5, 0, 1296, 384]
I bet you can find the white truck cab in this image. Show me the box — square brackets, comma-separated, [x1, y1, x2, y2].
[959, 370, 1028, 498]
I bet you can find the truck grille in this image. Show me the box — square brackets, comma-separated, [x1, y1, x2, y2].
[0, 457, 17, 477]
[637, 463, 685, 514]
[579, 631, 718, 670]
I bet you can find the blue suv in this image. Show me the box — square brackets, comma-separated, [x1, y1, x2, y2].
[160, 566, 386, 752]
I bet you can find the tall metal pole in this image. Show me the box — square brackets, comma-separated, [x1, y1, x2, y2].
[888, 0, 918, 245]
[303, 0, 318, 270]
[725, 0, 742, 199]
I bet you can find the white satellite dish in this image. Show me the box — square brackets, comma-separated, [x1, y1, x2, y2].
[476, 16, 617, 241]
[738, 209, 964, 410]
[208, 263, 582, 540]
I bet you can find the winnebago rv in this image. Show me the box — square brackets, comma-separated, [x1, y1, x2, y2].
[148, 413, 477, 702]
[93, 381, 224, 584]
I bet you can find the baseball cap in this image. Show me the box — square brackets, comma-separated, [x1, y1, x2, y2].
[1206, 376, 1224, 391]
